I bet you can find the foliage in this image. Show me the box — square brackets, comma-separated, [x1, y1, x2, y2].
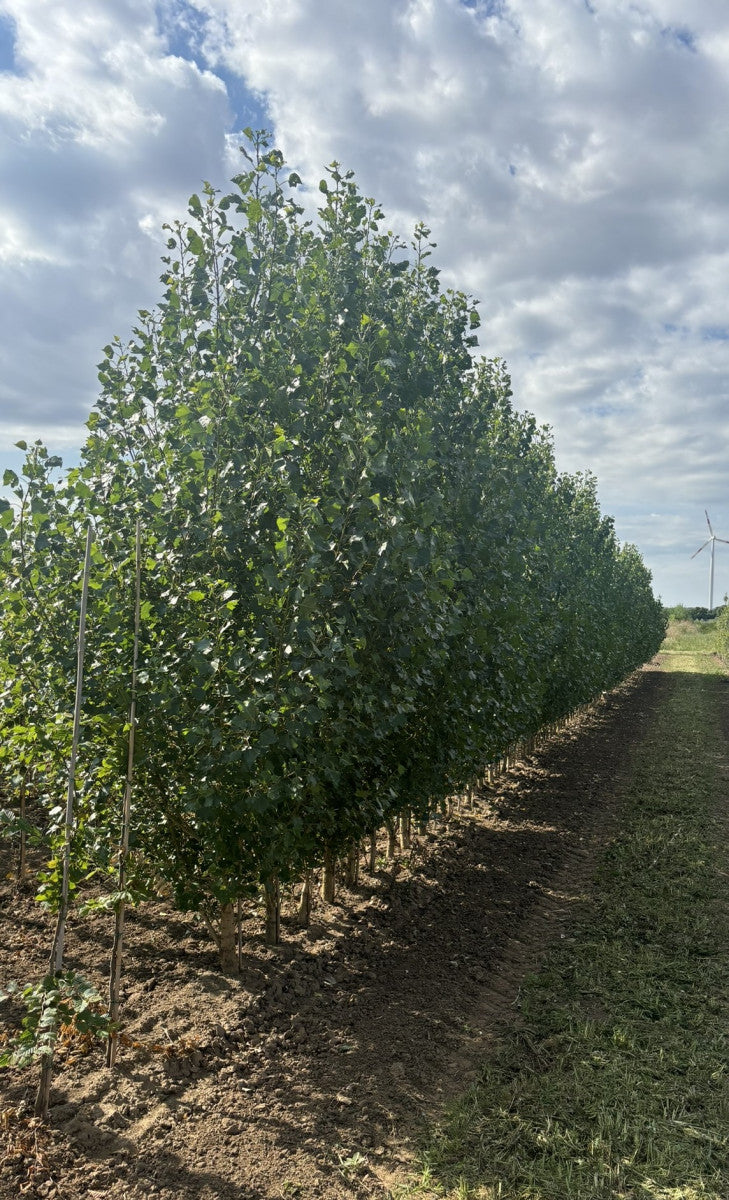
[0, 972, 109, 1068]
[714, 604, 729, 660]
[0, 130, 666, 949]
[668, 604, 725, 622]
[666, 603, 690, 620]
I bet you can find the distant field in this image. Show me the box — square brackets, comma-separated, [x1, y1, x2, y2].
[661, 616, 716, 652]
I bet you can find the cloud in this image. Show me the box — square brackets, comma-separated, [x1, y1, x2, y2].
[2, 0, 729, 602]
[0, 0, 236, 437]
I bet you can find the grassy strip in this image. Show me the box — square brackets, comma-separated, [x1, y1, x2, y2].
[660, 618, 720, 658]
[398, 664, 729, 1199]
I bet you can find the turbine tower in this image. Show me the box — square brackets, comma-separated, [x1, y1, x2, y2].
[690, 510, 729, 611]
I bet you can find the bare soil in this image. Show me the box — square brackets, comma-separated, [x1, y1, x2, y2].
[0, 667, 661, 1200]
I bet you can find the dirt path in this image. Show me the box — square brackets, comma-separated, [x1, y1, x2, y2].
[1, 667, 664, 1200]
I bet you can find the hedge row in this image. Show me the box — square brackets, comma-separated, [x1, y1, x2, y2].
[0, 134, 665, 961]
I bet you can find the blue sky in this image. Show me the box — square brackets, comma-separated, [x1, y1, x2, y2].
[1, 0, 729, 605]
[0, 14, 16, 70]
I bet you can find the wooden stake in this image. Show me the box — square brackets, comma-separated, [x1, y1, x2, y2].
[36, 525, 92, 1119]
[107, 520, 142, 1068]
[18, 772, 27, 886]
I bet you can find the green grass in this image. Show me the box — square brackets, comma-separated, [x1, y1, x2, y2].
[395, 663, 729, 1199]
[660, 618, 720, 660]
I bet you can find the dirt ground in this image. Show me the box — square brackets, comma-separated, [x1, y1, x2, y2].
[0, 668, 661, 1200]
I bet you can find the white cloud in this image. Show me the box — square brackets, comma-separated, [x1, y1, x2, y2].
[0, 0, 235, 431]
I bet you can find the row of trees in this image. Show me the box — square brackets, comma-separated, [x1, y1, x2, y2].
[0, 133, 666, 972]
[666, 604, 725, 622]
[713, 606, 729, 657]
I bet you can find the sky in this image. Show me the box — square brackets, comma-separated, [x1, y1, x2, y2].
[1, 0, 728, 606]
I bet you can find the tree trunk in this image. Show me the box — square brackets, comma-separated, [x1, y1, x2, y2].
[297, 871, 312, 927]
[368, 830, 377, 873]
[399, 811, 411, 851]
[264, 875, 280, 946]
[386, 820, 397, 860]
[219, 902, 239, 973]
[321, 846, 336, 903]
[345, 842, 359, 887]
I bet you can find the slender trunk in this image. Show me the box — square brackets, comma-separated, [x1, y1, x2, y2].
[345, 842, 359, 887]
[386, 820, 397, 860]
[321, 846, 336, 903]
[297, 871, 312, 927]
[264, 874, 280, 946]
[219, 902, 238, 973]
[417, 816, 428, 836]
[368, 830, 377, 873]
[399, 812, 411, 851]
[237, 898, 243, 971]
[107, 520, 142, 1069]
[36, 527, 92, 1120]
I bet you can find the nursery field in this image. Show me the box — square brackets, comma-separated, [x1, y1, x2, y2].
[3, 623, 727, 1199]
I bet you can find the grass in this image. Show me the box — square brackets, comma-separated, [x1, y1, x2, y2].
[394, 656, 729, 1199]
[659, 618, 721, 662]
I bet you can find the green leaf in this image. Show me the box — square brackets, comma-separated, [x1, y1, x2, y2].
[186, 229, 205, 256]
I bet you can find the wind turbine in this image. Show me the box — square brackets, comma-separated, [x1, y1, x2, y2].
[690, 510, 729, 611]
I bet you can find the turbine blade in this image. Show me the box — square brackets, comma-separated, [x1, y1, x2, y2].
[705, 509, 715, 535]
[691, 541, 711, 558]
